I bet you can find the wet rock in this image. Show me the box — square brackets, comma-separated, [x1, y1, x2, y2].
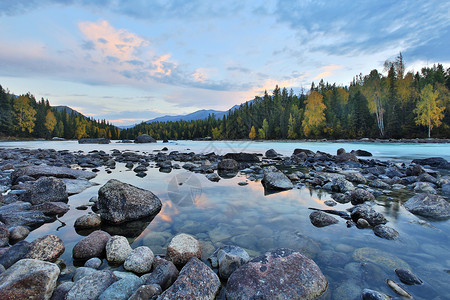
[413, 181, 437, 194]
[412, 157, 450, 169]
[293, 148, 315, 156]
[0, 223, 8, 247]
[32, 201, 70, 215]
[226, 248, 327, 299]
[403, 193, 450, 219]
[145, 257, 179, 290]
[74, 213, 102, 229]
[361, 288, 390, 300]
[386, 279, 412, 298]
[129, 284, 162, 300]
[73, 230, 111, 260]
[406, 164, 425, 176]
[350, 188, 375, 205]
[124, 246, 154, 274]
[395, 268, 422, 285]
[135, 134, 156, 143]
[205, 173, 220, 182]
[331, 177, 355, 193]
[133, 165, 148, 173]
[106, 235, 132, 264]
[336, 152, 359, 162]
[98, 179, 162, 224]
[73, 267, 98, 282]
[369, 179, 390, 189]
[224, 152, 260, 162]
[50, 281, 74, 300]
[332, 193, 351, 204]
[441, 183, 450, 196]
[0, 241, 30, 269]
[262, 168, 293, 190]
[333, 279, 361, 300]
[99, 275, 143, 300]
[9, 226, 29, 242]
[0, 208, 54, 228]
[0, 259, 59, 299]
[160, 257, 220, 300]
[78, 138, 110, 144]
[11, 165, 96, 182]
[356, 218, 370, 228]
[350, 204, 387, 226]
[351, 149, 373, 156]
[62, 178, 98, 195]
[209, 245, 250, 280]
[353, 247, 409, 270]
[265, 149, 279, 158]
[418, 173, 438, 184]
[373, 225, 399, 240]
[217, 158, 239, 170]
[84, 257, 102, 269]
[309, 211, 339, 227]
[337, 148, 346, 155]
[166, 233, 202, 268]
[345, 172, 367, 184]
[66, 270, 117, 300]
[25, 234, 65, 262]
[324, 200, 337, 206]
[18, 177, 68, 204]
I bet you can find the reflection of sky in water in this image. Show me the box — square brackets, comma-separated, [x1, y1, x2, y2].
[7, 142, 449, 298]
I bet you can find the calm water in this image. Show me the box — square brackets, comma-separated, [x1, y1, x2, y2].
[1, 140, 450, 299]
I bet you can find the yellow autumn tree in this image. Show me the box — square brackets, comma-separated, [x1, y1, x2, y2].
[44, 110, 57, 136]
[414, 84, 445, 138]
[211, 127, 221, 139]
[13, 95, 36, 134]
[249, 125, 257, 139]
[302, 91, 326, 137]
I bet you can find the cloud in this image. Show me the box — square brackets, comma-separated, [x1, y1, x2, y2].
[313, 65, 343, 80]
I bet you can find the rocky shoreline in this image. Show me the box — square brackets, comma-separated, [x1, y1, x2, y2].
[0, 146, 449, 299]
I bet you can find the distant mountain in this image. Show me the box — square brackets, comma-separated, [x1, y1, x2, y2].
[53, 105, 83, 116]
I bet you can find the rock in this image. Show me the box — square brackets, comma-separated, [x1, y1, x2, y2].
[217, 159, 239, 170]
[50, 281, 74, 300]
[309, 211, 339, 227]
[0, 241, 30, 269]
[406, 164, 425, 176]
[205, 173, 220, 182]
[350, 204, 387, 226]
[361, 289, 390, 300]
[74, 214, 102, 229]
[403, 193, 450, 219]
[66, 270, 117, 300]
[345, 172, 367, 184]
[331, 177, 355, 193]
[395, 268, 423, 285]
[19, 177, 68, 205]
[106, 235, 132, 264]
[129, 284, 162, 300]
[73, 230, 111, 260]
[0, 208, 53, 228]
[124, 246, 154, 274]
[418, 173, 438, 184]
[73, 267, 98, 282]
[324, 200, 337, 206]
[226, 248, 327, 299]
[356, 218, 370, 228]
[369, 179, 390, 189]
[0, 258, 60, 299]
[133, 165, 148, 173]
[99, 275, 143, 300]
[351, 149, 373, 156]
[337, 148, 346, 155]
[98, 179, 162, 224]
[166, 233, 202, 268]
[293, 148, 315, 156]
[11, 165, 96, 182]
[135, 134, 156, 143]
[265, 149, 278, 158]
[78, 138, 110, 144]
[262, 169, 294, 190]
[9, 226, 29, 242]
[224, 152, 260, 162]
[145, 257, 179, 290]
[209, 245, 250, 280]
[332, 193, 351, 204]
[25, 234, 65, 262]
[442, 183, 450, 196]
[84, 257, 102, 269]
[373, 225, 399, 240]
[350, 189, 375, 205]
[32, 202, 70, 215]
[62, 178, 98, 195]
[353, 247, 409, 270]
[336, 152, 359, 162]
[160, 257, 220, 300]
[413, 181, 437, 194]
[0, 223, 8, 247]
[412, 157, 450, 169]
[333, 279, 361, 300]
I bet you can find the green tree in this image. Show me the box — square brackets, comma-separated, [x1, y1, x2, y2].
[54, 120, 64, 137]
[262, 119, 269, 139]
[302, 91, 326, 137]
[0, 85, 13, 135]
[287, 113, 297, 139]
[414, 84, 445, 137]
[13, 95, 37, 134]
[211, 127, 221, 139]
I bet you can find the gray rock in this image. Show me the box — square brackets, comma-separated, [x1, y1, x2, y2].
[0, 241, 30, 269]
[403, 193, 450, 219]
[226, 248, 327, 299]
[25, 234, 65, 262]
[166, 233, 202, 268]
[160, 257, 220, 300]
[333, 279, 361, 300]
[356, 218, 370, 228]
[205, 173, 220, 182]
[336, 152, 359, 162]
[350, 204, 387, 226]
[133, 165, 148, 173]
[406, 164, 425, 176]
[418, 173, 438, 184]
[11, 165, 96, 182]
[345, 172, 367, 184]
[209, 245, 250, 280]
[18, 177, 67, 205]
[262, 169, 294, 190]
[350, 188, 375, 205]
[369, 179, 390, 189]
[106, 235, 132, 264]
[73, 267, 98, 282]
[84, 257, 102, 269]
[66, 270, 117, 300]
[0, 223, 8, 247]
[373, 225, 399, 240]
[0, 201, 54, 228]
[0, 259, 60, 299]
[124, 246, 154, 274]
[395, 268, 423, 285]
[135, 134, 156, 143]
[51, 281, 74, 300]
[74, 214, 102, 229]
[145, 257, 179, 290]
[78, 138, 110, 144]
[293, 148, 315, 156]
[73, 230, 111, 260]
[331, 177, 355, 193]
[337, 148, 346, 155]
[62, 178, 98, 195]
[224, 152, 260, 162]
[99, 275, 143, 300]
[361, 288, 390, 300]
[128, 284, 162, 300]
[332, 193, 351, 204]
[32, 202, 70, 215]
[411, 157, 450, 169]
[413, 181, 437, 194]
[265, 149, 279, 158]
[9, 225, 29, 242]
[309, 211, 339, 227]
[442, 183, 450, 196]
[217, 159, 239, 170]
[351, 149, 373, 156]
[98, 179, 162, 224]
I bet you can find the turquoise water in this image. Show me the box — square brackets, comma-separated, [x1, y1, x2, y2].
[2, 140, 450, 299]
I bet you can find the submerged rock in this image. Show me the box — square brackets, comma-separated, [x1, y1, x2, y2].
[373, 224, 399, 240]
[98, 179, 162, 224]
[353, 247, 409, 270]
[226, 248, 327, 299]
[403, 193, 450, 219]
[361, 288, 390, 300]
[395, 268, 423, 285]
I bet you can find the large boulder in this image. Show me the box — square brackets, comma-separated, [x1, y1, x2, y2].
[217, 159, 239, 171]
[66, 270, 117, 300]
[0, 202, 54, 228]
[351, 149, 373, 156]
[411, 157, 450, 169]
[78, 138, 110, 144]
[224, 152, 260, 162]
[134, 134, 156, 143]
[105, 235, 132, 264]
[0, 259, 60, 299]
[336, 152, 359, 163]
[166, 233, 202, 268]
[98, 179, 162, 224]
[159, 257, 220, 300]
[25, 234, 65, 262]
[73, 230, 111, 260]
[265, 149, 279, 158]
[11, 165, 96, 182]
[293, 149, 315, 156]
[403, 193, 450, 219]
[19, 177, 68, 205]
[262, 168, 293, 191]
[226, 248, 327, 299]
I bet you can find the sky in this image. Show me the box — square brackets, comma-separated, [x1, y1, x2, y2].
[0, 0, 449, 126]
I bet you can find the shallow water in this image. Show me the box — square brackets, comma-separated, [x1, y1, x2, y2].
[2, 140, 450, 299]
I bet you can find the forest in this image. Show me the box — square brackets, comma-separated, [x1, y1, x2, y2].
[1, 54, 449, 141]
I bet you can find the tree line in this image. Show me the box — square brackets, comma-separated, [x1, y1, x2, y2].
[0, 89, 119, 140]
[122, 54, 449, 140]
